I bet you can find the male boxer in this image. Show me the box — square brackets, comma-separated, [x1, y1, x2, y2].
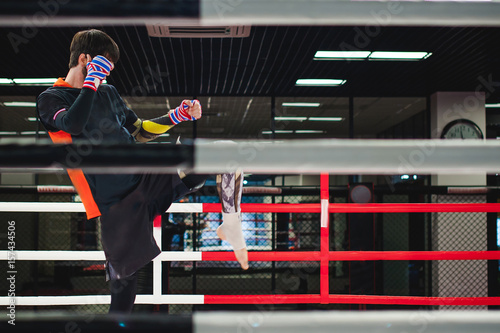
[37, 29, 247, 313]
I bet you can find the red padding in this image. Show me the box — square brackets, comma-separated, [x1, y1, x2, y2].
[320, 173, 329, 304]
[200, 251, 500, 262]
[153, 215, 162, 228]
[202, 203, 500, 213]
[320, 173, 329, 201]
[204, 294, 500, 305]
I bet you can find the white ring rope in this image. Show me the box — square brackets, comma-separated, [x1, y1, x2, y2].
[194, 139, 500, 174]
[1, 0, 500, 27]
[0, 295, 204, 306]
[2, 139, 500, 174]
[194, 311, 500, 333]
[0, 202, 203, 213]
[0, 250, 202, 261]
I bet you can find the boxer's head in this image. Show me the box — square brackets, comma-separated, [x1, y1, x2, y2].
[68, 29, 120, 70]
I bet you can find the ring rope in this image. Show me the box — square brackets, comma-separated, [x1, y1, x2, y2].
[3, 202, 500, 213]
[2, 139, 500, 174]
[1, 295, 499, 306]
[1, 170, 498, 306]
[2, 250, 500, 262]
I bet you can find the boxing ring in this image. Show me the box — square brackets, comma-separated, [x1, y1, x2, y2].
[1, 139, 500, 309]
[1, 0, 500, 330]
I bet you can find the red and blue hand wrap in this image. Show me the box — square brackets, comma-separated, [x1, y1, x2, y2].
[169, 100, 200, 124]
[83, 56, 114, 91]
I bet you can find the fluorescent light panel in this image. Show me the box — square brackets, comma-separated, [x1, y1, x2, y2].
[308, 117, 343, 121]
[282, 102, 321, 107]
[0, 78, 57, 86]
[23, 131, 45, 135]
[296, 79, 346, 86]
[262, 130, 293, 134]
[0, 78, 106, 86]
[26, 117, 38, 122]
[274, 117, 307, 121]
[0, 131, 46, 135]
[486, 103, 500, 108]
[13, 78, 58, 85]
[262, 130, 325, 134]
[4, 102, 36, 107]
[314, 51, 432, 61]
[314, 51, 370, 60]
[275, 116, 343, 122]
[369, 51, 431, 60]
[295, 130, 324, 134]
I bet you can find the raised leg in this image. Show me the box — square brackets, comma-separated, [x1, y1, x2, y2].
[216, 170, 248, 270]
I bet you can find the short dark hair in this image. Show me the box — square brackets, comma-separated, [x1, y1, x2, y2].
[68, 29, 120, 68]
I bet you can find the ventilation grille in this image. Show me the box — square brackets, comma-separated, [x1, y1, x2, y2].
[146, 25, 251, 38]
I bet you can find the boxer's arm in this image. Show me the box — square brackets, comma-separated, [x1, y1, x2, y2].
[45, 56, 113, 135]
[134, 113, 175, 143]
[134, 100, 202, 143]
[37, 88, 96, 135]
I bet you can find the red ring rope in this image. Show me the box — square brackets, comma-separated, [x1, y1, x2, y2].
[199, 177, 500, 307]
[29, 180, 500, 306]
[204, 295, 500, 306]
[202, 203, 500, 213]
[200, 251, 500, 261]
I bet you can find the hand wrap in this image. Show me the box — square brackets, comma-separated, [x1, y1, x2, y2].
[83, 55, 113, 91]
[169, 99, 200, 124]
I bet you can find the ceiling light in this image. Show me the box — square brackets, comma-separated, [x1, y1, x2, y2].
[368, 51, 432, 60]
[295, 130, 324, 134]
[4, 101, 37, 107]
[274, 117, 307, 122]
[308, 117, 343, 121]
[0, 131, 17, 135]
[26, 117, 38, 122]
[0, 78, 105, 86]
[282, 102, 321, 107]
[158, 133, 170, 137]
[262, 130, 293, 134]
[13, 78, 58, 85]
[314, 51, 370, 60]
[20, 131, 46, 135]
[314, 51, 432, 61]
[0, 78, 14, 85]
[296, 79, 346, 86]
[0, 78, 58, 86]
[485, 103, 500, 108]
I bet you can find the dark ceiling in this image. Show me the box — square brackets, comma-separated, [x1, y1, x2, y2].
[2, 25, 500, 98]
[1, 25, 500, 139]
